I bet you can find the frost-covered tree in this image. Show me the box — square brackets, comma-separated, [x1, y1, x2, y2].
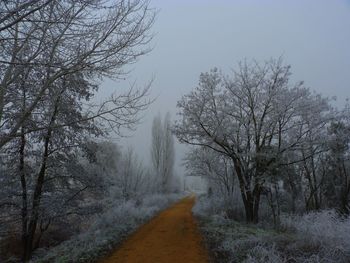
[162, 113, 175, 191]
[174, 58, 333, 223]
[0, 0, 54, 33]
[0, 72, 103, 260]
[151, 113, 175, 192]
[324, 117, 350, 214]
[118, 147, 147, 199]
[185, 147, 235, 198]
[283, 90, 333, 211]
[0, 0, 155, 148]
[0, 1, 155, 260]
[151, 114, 163, 177]
[82, 142, 147, 200]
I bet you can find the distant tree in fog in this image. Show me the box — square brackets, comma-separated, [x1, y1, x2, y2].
[151, 114, 163, 176]
[118, 147, 147, 199]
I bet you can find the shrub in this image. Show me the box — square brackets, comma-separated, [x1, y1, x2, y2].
[194, 195, 350, 263]
[31, 193, 183, 263]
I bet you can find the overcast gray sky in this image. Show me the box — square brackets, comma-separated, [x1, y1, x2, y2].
[99, 0, 350, 175]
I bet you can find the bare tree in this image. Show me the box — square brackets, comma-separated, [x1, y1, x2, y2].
[0, 1, 156, 260]
[324, 117, 350, 214]
[151, 113, 163, 179]
[151, 112, 175, 192]
[174, 59, 333, 223]
[0, 0, 54, 33]
[162, 113, 175, 191]
[185, 147, 235, 198]
[0, 75, 151, 260]
[118, 147, 147, 199]
[3, 70, 106, 260]
[0, 0, 155, 147]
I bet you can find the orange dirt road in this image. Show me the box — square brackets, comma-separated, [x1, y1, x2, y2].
[100, 196, 209, 263]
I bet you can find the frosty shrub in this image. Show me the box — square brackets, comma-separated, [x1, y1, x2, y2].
[243, 245, 286, 263]
[280, 210, 350, 262]
[194, 195, 350, 263]
[282, 210, 350, 247]
[30, 193, 183, 263]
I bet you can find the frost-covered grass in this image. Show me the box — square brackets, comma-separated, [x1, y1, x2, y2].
[281, 210, 350, 249]
[280, 210, 350, 263]
[194, 195, 350, 263]
[31, 193, 183, 263]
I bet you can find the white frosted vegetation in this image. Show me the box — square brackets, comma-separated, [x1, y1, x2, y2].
[194, 195, 350, 263]
[281, 210, 350, 260]
[31, 193, 183, 263]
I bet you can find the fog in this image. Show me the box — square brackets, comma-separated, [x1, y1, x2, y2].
[97, 0, 350, 177]
[2, 1, 350, 262]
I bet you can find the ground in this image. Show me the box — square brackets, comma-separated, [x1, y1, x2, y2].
[100, 196, 209, 263]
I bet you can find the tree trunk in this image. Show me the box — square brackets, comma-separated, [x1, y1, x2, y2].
[267, 190, 277, 227]
[340, 161, 349, 215]
[19, 126, 30, 262]
[24, 152, 48, 261]
[19, 83, 30, 261]
[23, 96, 59, 261]
[241, 191, 260, 223]
[241, 191, 254, 222]
[233, 157, 260, 223]
[253, 188, 261, 224]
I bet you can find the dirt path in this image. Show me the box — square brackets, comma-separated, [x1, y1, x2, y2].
[100, 196, 209, 263]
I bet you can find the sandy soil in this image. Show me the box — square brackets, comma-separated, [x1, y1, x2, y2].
[100, 196, 209, 263]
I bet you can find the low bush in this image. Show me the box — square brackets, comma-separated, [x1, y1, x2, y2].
[194, 195, 350, 263]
